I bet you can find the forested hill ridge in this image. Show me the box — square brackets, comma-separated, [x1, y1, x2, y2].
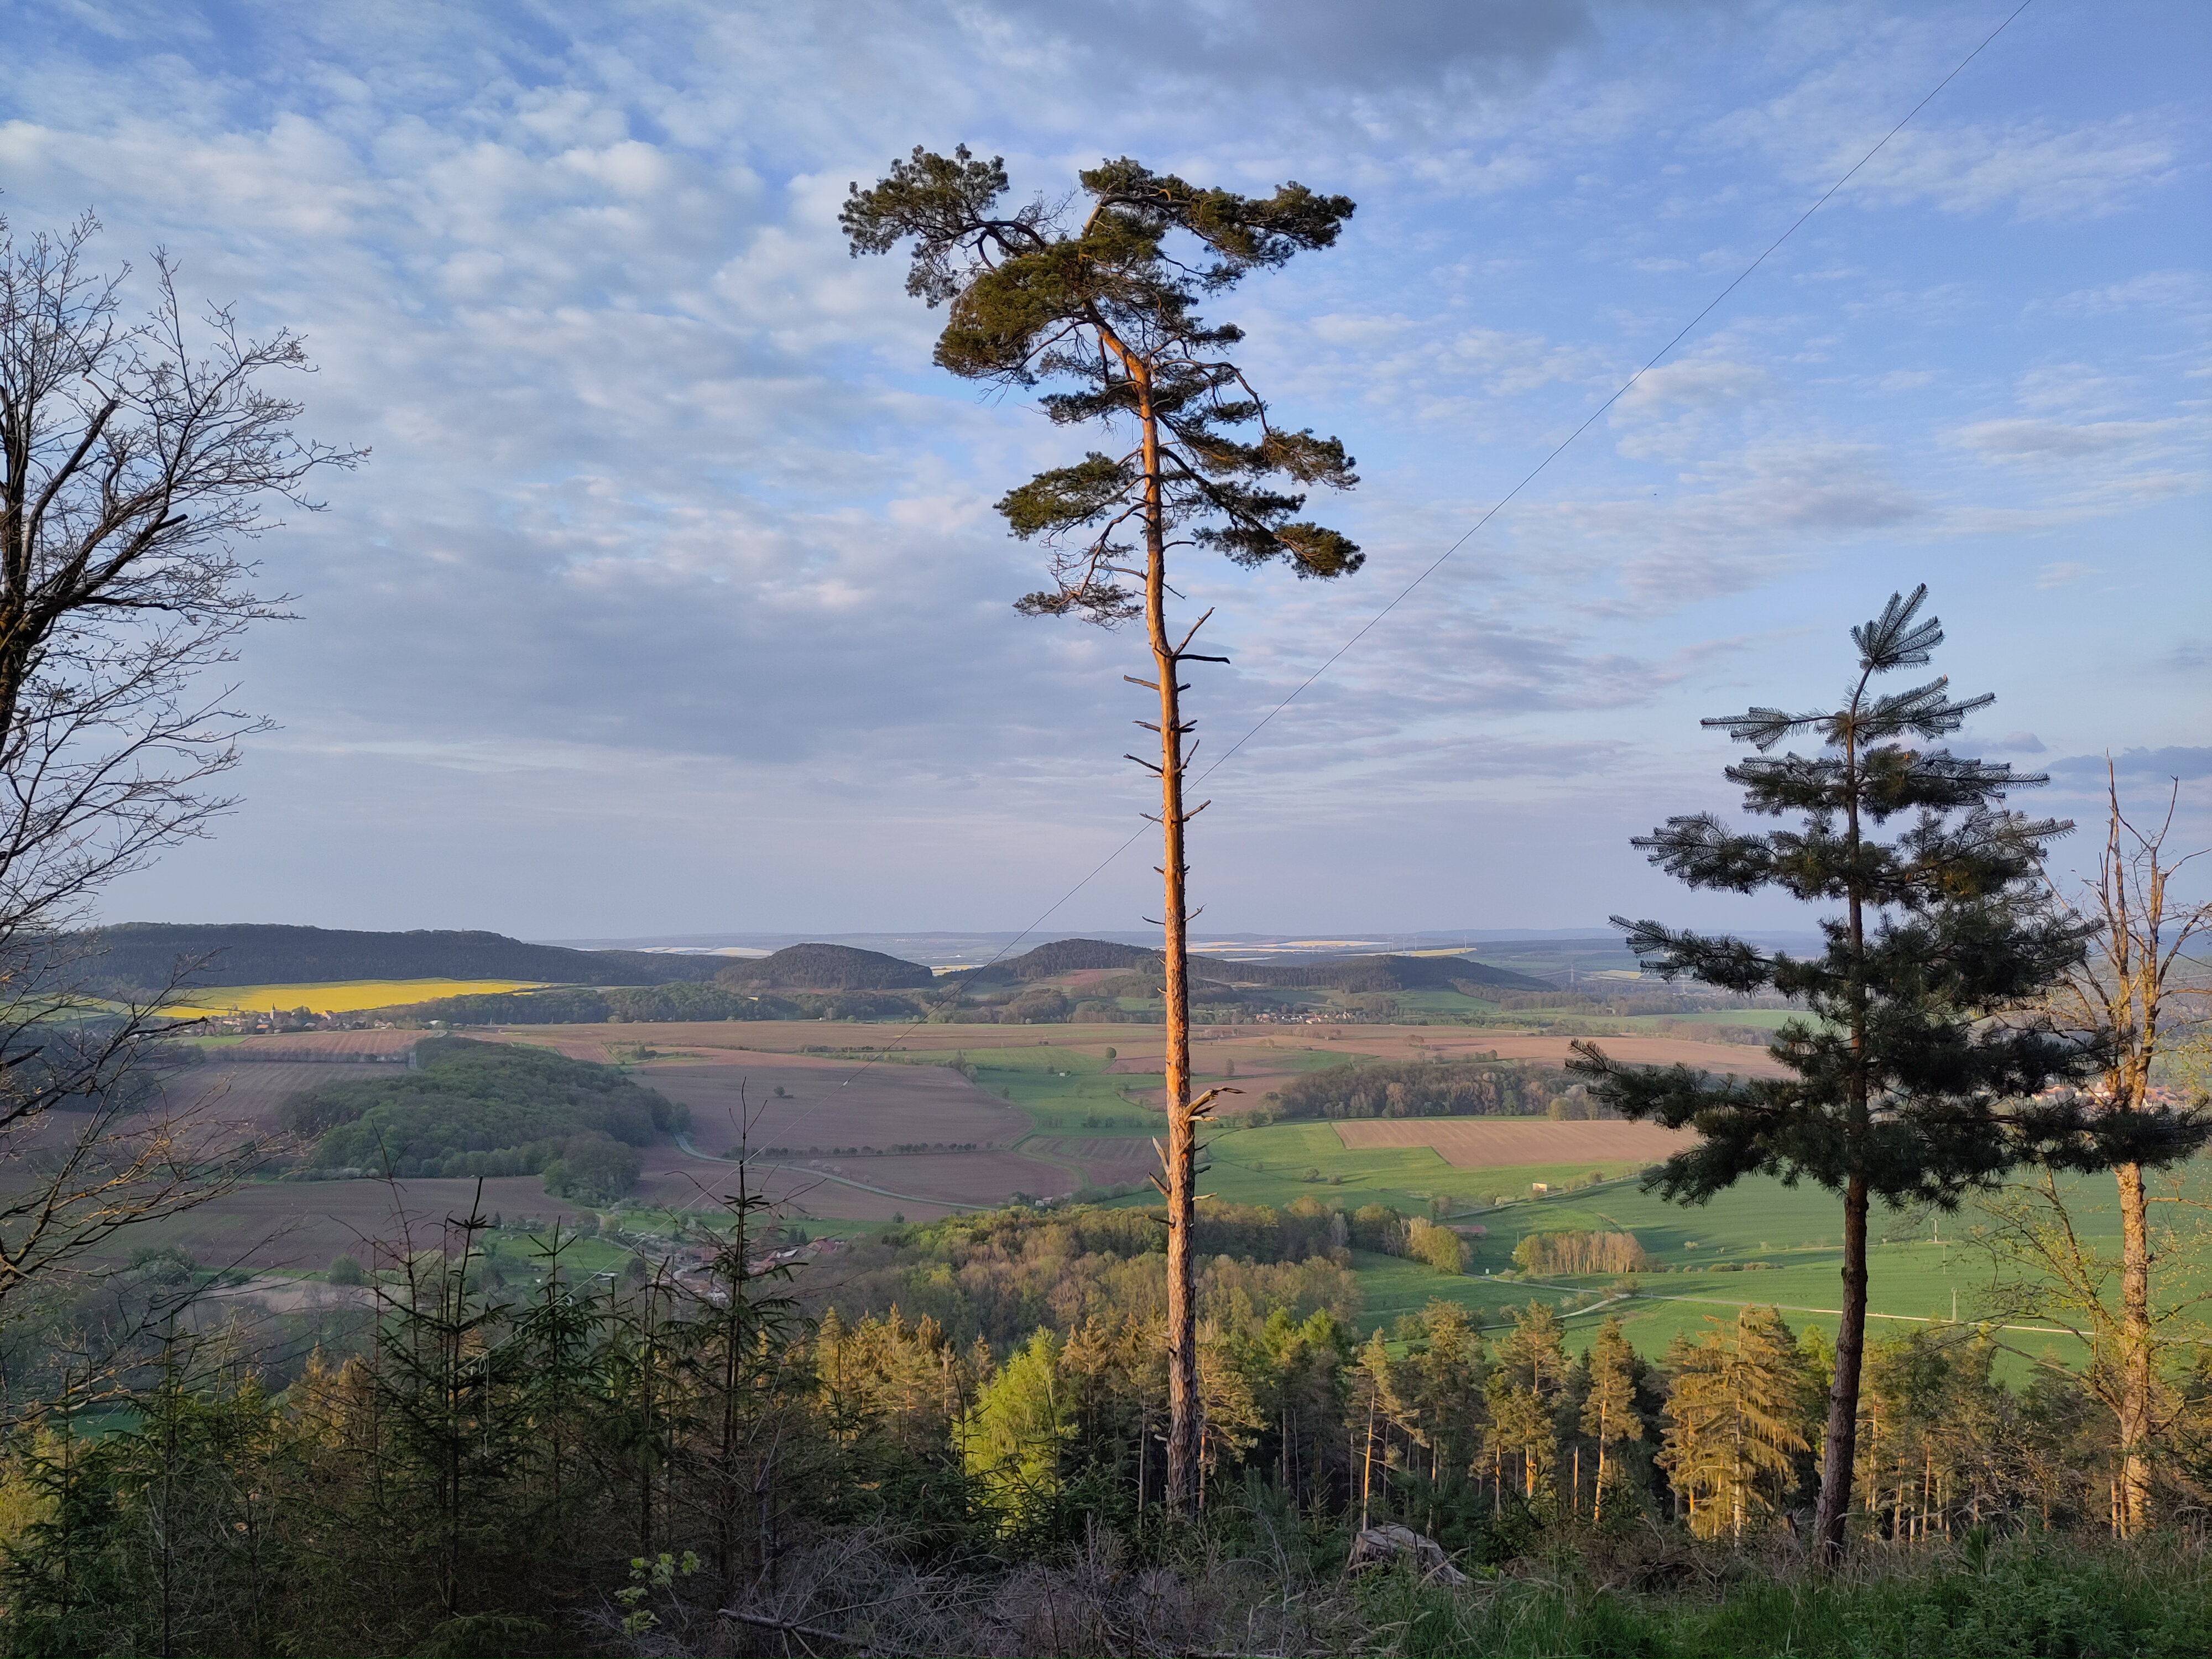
[948, 938, 1553, 994]
[1212, 953, 1552, 994]
[942, 937, 1162, 980]
[70, 923, 726, 995]
[718, 942, 936, 989]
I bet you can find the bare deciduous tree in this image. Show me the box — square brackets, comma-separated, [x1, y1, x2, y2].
[0, 213, 361, 1316]
[1981, 765, 2212, 1535]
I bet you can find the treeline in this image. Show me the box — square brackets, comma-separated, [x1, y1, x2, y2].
[394, 984, 923, 1025]
[1514, 1230, 1650, 1275]
[1271, 1059, 1584, 1120]
[1195, 952, 1549, 994]
[281, 1039, 687, 1202]
[718, 942, 936, 989]
[6, 1194, 2207, 1656]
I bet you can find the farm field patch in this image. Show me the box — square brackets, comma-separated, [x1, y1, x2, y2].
[1620, 1008, 1802, 1030]
[163, 978, 543, 1015]
[633, 1055, 1070, 1219]
[1123, 1120, 1647, 1219]
[639, 1058, 1029, 1151]
[1333, 1116, 1698, 1167]
[1353, 1166, 2206, 1371]
[1020, 1135, 1158, 1187]
[171, 1061, 409, 1130]
[195, 1029, 425, 1060]
[67, 1175, 599, 1271]
[634, 1146, 1067, 1220]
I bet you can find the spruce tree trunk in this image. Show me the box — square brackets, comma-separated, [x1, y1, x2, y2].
[1138, 368, 1201, 1514]
[2117, 1158, 2152, 1534]
[1815, 1175, 1869, 1561]
[1814, 711, 1873, 1565]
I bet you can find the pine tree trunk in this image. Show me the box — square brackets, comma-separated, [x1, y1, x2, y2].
[2117, 1158, 2153, 1535]
[1815, 1175, 1870, 1562]
[1815, 735, 1872, 1567]
[1138, 367, 1201, 1516]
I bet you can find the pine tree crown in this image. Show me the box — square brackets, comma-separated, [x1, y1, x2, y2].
[842, 145, 1361, 623]
[1570, 585, 2206, 1207]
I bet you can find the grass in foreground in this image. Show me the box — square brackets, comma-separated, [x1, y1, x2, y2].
[1366, 1533, 2212, 1658]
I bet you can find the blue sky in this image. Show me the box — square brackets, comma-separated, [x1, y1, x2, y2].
[6, 0, 2205, 938]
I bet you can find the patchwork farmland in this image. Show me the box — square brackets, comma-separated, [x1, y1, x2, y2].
[1332, 1116, 1698, 1166]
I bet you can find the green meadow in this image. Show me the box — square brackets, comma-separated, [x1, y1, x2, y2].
[763, 1048, 2183, 1381]
[1342, 1162, 2161, 1372]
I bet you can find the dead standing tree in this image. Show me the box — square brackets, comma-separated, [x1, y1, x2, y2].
[843, 148, 1359, 1511]
[0, 215, 359, 1316]
[1983, 765, 2212, 1535]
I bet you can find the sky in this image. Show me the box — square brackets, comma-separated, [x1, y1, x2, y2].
[4, 0, 2206, 941]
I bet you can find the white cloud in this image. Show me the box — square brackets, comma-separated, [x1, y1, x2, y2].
[1844, 116, 2180, 222]
[2034, 563, 2098, 590]
[1619, 356, 1772, 413]
[1956, 418, 2192, 460]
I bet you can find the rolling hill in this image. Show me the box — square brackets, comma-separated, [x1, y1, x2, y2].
[715, 942, 936, 990]
[947, 938, 1551, 995]
[70, 924, 724, 998]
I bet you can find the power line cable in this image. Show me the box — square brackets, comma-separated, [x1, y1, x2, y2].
[1196, 0, 2034, 783]
[820, 0, 2031, 1093]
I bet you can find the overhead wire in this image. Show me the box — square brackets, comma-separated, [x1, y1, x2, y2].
[811, 0, 2033, 1095]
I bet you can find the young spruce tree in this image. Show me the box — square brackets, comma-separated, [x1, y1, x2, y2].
[843, 148, 1360, 1511]
[1570, 585, 2197, 1561]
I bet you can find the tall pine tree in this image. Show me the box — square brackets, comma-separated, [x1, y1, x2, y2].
[1579, 1315, 1642, 1526]
[843, 149, 1359, 1511]
[1571, 585, 2192, 1561]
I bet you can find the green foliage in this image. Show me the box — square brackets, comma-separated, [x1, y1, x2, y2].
[717, 942, 935, 990]
[843, 147, 1359, 622]
[1199, 953, 1550, 994]
[1569, 584, 2194, 1547]
[1276, 1059, 1572, 1120]
[539, 1134, 644, 1205]
[1660, 1308, 1815, 1538]
[285, 1039, 683, 1196]
[1406, 1217, 1468, 1275]
[959, 1330, 1073, 1535]
[946, 937, 1161, 983]
[1379, 1537, 2212, 1657]
[0, 1178, 2204, 1657]
[1574, 584, 2173, 1209]
[1513, 1230, 1648, 1276]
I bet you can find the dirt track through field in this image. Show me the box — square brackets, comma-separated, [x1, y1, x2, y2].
[1332, 1117, 1699, 1166]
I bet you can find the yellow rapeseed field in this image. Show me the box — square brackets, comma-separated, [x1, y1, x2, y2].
[159, 978, 546, 1016]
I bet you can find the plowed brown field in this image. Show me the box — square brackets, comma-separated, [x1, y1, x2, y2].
[1021, 1135, 1157, 1187]
[1332, 1117, 1698, 1166]
[170, 1061, 403, 1129]
[639, 1058, 1029, 1150]
[634, 1148, 1071, 1219]
[82, 1176, 598, 1270]
[216, 1031, 423, 1060]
